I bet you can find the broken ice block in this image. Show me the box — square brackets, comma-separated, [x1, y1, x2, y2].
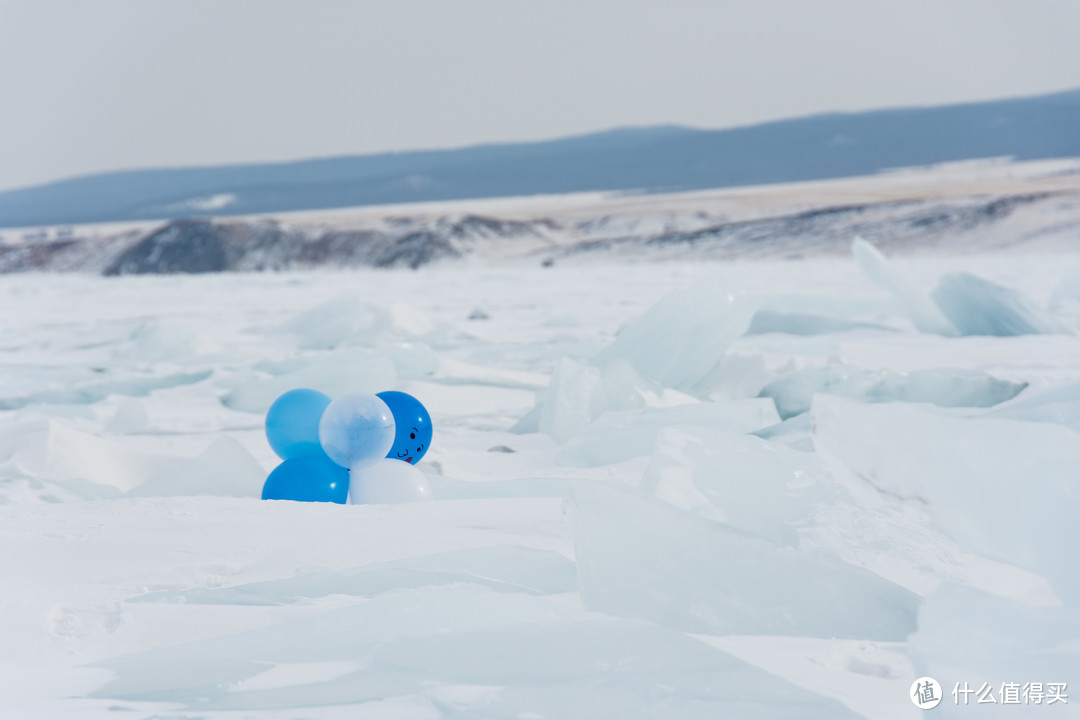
[567, 482, 919, 640]
[932, 272, 1071, 336]
[594, 282, 756, 394]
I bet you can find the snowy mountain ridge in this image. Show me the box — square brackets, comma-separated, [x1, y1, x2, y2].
[2, 158, 1079, 274]
[3, 87, 1080, 228]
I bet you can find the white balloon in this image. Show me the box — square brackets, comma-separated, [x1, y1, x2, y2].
[348, 458, 432, 505]
[319, 392, 395, 469]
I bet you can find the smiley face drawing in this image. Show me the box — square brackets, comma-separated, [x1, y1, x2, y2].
[376, 390, 433, 464]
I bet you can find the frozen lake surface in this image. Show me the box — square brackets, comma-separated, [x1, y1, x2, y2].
[1, 248, 1079, 718]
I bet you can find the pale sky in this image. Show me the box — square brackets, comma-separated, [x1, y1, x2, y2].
[1, 0, 1079, 192]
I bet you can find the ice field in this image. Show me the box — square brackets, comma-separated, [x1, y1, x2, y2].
[2, 244, 1080, 719]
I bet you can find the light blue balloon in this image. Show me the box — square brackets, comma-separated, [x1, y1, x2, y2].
[265, 388, 332, 460]
[261, 454, 349, 503]
[319, 392, 396, 469]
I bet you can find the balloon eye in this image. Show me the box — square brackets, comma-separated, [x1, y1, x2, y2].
[410, 432, 415, 439]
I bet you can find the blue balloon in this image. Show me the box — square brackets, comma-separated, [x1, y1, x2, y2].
[265, 388, 332, 460]
[377, 391, 433, 465]
[261, 454, 349, 503]
[319, 392, 396, 469]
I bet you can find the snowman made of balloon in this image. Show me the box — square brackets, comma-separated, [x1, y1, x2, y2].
[262, 389, 433, 504]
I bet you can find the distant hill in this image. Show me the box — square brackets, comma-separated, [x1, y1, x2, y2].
[2, 88, 1079, 228]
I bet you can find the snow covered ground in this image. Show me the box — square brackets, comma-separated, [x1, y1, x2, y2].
[2, 240, 1079, 718]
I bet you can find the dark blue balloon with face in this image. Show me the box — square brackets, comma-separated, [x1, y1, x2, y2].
[377, 391, 433, 465]
[262, 454, 350, 503]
